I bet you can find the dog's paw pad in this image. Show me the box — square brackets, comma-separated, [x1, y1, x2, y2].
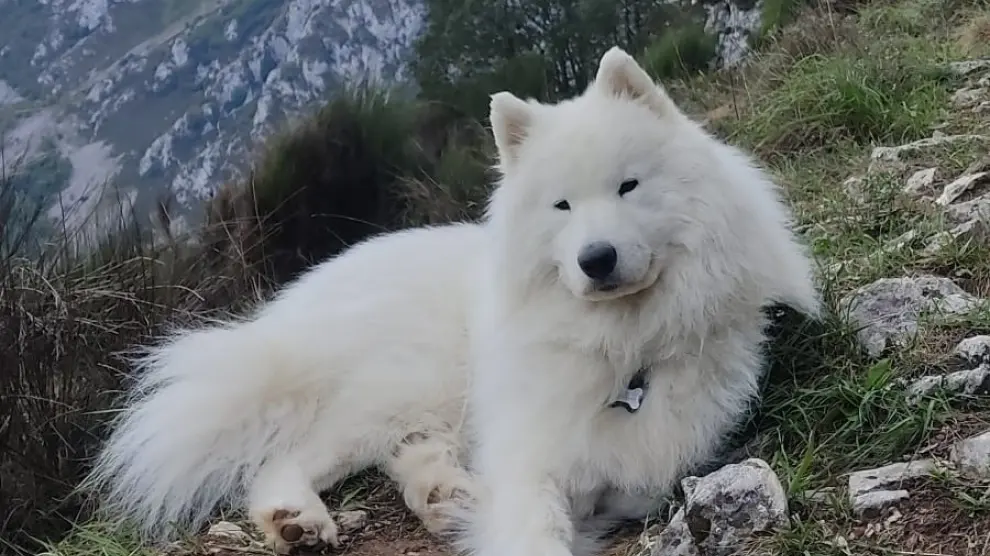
[265, 507, 339, 554]
[427, 483, 474, 507]
[419, 485, 473, 535]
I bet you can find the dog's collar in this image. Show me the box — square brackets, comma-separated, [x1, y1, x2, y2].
[608, 366, 650, 413]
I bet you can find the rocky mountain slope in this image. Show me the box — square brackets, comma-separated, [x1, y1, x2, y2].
[0, 0, 761, 236]
[0, 0, 425, 233]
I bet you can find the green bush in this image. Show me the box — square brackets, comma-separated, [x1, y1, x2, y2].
[640, 23, 719, 80]
[760, 0, 808, 38]
[198, 86, 495, 283]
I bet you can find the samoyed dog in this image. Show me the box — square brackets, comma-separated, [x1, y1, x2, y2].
[85, 46, 819, 556]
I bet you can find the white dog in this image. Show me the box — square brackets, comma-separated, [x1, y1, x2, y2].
[454, 47, 819, 556]
[84, 47, 819, 556]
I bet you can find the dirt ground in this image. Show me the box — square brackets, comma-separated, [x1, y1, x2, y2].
[190, 473, 651, 556]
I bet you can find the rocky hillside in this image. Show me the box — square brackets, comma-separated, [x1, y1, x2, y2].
[0, 0, 424, 234]
[0, 0, 766, 238]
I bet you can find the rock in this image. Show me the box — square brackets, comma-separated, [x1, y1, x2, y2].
[843, 176, 867, 203]
[919, 219, 987, 256]
[839, 275, 983, 357]
[944, 195, 990, 224]
[206, 521, 250, 543]
[847, 460, 936, 517]
[703, 1, 764, 69]
[947, 59, 990, 76]
[903, 167, 938, 197]
[948, 218, 987, 241]
[651, 458, 788, 556]
[935, 171, 990, 205]
[950, 430, 990, 477]
[964, 155, 990, 175]
[870, 134, 988, 165]
[920, 231, 954, 256]
[852, 490, 910, 518]
[332, 509, 369, 533]
[905, 365, 990, 405]
[952, 87, 988, 109]
[954, 335, 990, 364]
[848, 460, 936, 496]
[652, 510, 701, 556]
[882, 230, 918, 252]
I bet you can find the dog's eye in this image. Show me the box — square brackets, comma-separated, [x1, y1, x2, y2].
[554, 200, 571, 211]
[618, 179, 639, 196]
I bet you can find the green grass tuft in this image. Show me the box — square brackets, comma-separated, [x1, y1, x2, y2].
[734, 48, 953, 153]
[35, 521, 154, 556]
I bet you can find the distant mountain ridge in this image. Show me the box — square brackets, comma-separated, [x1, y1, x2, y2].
[0, 0, 761, 237]
[1, 0, 425, 235]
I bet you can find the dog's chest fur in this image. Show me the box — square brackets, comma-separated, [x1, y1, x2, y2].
[569, 339, 762, 496]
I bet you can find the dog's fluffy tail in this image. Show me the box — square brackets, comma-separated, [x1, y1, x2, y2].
[83, 319, 318, 541]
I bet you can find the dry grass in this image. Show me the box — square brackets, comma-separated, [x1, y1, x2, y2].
[956, 12, 990, 56]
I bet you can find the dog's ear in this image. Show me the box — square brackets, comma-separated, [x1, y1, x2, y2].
[594, 46, 676, 117]
[489, 91, 534, 168]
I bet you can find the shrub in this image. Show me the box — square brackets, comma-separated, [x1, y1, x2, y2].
[199, 87, 492, 285]
[640, 23, 719, 80]
[759, 0, 808, 39]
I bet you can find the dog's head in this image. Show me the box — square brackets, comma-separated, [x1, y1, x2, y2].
[485, 47, 819, 317]
[486, 47, 704, 301]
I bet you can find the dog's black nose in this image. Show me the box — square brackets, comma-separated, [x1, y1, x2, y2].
[578, 242, 618, 280]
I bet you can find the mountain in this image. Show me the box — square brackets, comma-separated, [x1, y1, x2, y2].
[0, 0, 760, 237]
[0, 0, 424, 235]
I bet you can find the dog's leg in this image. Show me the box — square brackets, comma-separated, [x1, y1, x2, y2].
[470, 469, 575, 556]
[467, 424, 575, 556]
[463, 346, 594, 556]
[248, 456, 344, 555]
[386, 432, 475, 536]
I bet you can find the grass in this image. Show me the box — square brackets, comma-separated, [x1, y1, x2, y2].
[956, 11, 990, 56]
[662, 0, 990, 553]
[730, 49, 954, 154]
[597, 0, 990, 533]
[10, 0, 990, 555]
[37, 523, 154, 556]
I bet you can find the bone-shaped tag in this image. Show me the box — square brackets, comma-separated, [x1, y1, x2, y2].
[610, 386, 644, 414]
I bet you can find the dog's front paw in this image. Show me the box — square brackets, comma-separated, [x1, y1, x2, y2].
[418, 482, 474, 535]
[259, 507, 340, 555]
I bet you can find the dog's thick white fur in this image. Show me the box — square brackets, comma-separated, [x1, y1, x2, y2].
[84, 47, 819, 556]
[455, 47, 819, 556]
